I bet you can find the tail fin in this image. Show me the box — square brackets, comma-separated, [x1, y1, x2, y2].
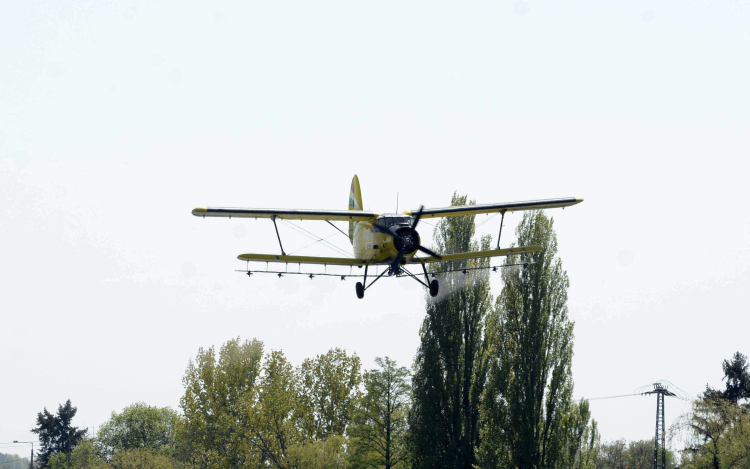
[348, 175, 363, 244]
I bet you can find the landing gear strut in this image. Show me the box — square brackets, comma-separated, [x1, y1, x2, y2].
[355, 263, 440, 298]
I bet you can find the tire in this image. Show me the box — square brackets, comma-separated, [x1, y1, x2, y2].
[356, 282, 365, 299]
[429, 279, 439, 298]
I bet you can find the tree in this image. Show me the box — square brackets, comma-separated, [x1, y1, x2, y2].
[296, 348, 362, 441]
[704, 352, 750, 405]
[178, 337, 265, 468]
[410, 193, 493, 469]
[46, 439, 106, 469]
[32, 400, 88, 468]
[556, 400, 599, 469]
[241, 350, 301, 467]
[179, 338, 363, 469]
[96, 403, 180, 459]
[287, 436, 350, 469]
[596, 440, 627, 469]
[477, 210, 576, 469]
[350, 357, 411, 469]
[0, 452, 31, 469]
[675, 352, 750, 469]
[595, 439, 675, 469]
[110, 448, 184, 469]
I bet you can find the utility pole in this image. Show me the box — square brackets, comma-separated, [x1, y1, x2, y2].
[12, 441, 33, 468]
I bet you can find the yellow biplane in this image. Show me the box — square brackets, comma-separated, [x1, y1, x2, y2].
[192, 175, 583, 298]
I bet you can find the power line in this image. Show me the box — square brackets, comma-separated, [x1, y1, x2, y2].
[586, 393, 640, 401]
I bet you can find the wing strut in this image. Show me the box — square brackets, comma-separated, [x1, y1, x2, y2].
[271, 215, 286, 255]
[420, 260, 431, 285]
[496, 211, 506, 249]
[326, 220, 350, 239]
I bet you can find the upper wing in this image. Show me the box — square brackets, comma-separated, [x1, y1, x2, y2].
[238, 253, 366, 266]
[193, 207, 377, 222]
[403, 197, 583, 219]
[408, 245, 542, 264]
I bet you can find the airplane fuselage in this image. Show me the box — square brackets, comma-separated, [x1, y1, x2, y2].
[353, 214, 421, 265]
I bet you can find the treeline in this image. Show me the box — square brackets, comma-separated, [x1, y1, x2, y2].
[33, 350, 748, 469]
[0, 452, 30, 469]
[596, 439, 676, 469]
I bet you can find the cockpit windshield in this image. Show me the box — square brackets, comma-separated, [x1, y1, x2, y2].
[373, 215, 411, 232]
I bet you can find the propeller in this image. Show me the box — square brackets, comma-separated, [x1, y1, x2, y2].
[386, 206, 442, 274]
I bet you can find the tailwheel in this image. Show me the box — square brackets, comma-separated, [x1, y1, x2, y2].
[355, 282, 365, 299]
[429, 279, 439, 298]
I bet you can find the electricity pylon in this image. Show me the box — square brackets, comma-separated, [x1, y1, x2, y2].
[636, 381, 689, 469]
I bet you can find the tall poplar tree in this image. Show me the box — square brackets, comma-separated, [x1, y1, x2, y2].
[477, 210, 578, 469]
[410, 193, 493, 469]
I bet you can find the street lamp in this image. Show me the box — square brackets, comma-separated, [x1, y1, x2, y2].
[12, 441, 33, 468]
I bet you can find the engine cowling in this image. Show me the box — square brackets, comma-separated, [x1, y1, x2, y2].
[392, 226, 420, 255]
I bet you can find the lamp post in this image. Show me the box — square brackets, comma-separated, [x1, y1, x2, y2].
[12, 441, 33, 468]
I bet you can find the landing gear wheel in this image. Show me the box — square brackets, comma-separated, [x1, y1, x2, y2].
[429, 279, 439, 298]
[356, 282, 365, 299]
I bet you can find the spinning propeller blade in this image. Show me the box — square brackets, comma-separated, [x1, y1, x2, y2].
[417, 245, 442, 259]
[411, 205, 424, 230]
[390, 248, 406, 273]
[386, 206, 442, 273]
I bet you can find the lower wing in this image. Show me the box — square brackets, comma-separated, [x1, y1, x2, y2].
[238, 246, 540, 266]
[408, 245, 542, 264]
[238, 253, 366, 266]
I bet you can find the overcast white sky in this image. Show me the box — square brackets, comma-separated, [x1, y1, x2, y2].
[1, 0, 749, 455]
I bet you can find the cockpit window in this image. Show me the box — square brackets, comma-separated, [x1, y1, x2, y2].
[374, 215, 411, 231]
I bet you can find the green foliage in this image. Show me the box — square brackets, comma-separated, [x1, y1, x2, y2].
[110, 448, 184, 469]
[0, 452, 30, 469]
[241, 350, 301, 466]
[96, 403, 180, 459]
[296, 348, 362, 441]
[349, 357, 411, 469]
[32, 400, 88, 468]
[478, 210, 577, 469]
[704, 352, 750, 405]
[676, 396, 750, 469]
[46, 439, 189, 469]
[410, 193, 493, 469]
[555, 400, 599, 469]
[287, 436, 351, 469]
[674, 352, 750, 469]
[596, 438, 676, 469]
[178, 337, 265, 468]
[178, 336, 362, 468]
[46, 440, 106, 469]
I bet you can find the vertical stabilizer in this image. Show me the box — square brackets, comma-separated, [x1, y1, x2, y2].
[348, 175, 363, 244]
